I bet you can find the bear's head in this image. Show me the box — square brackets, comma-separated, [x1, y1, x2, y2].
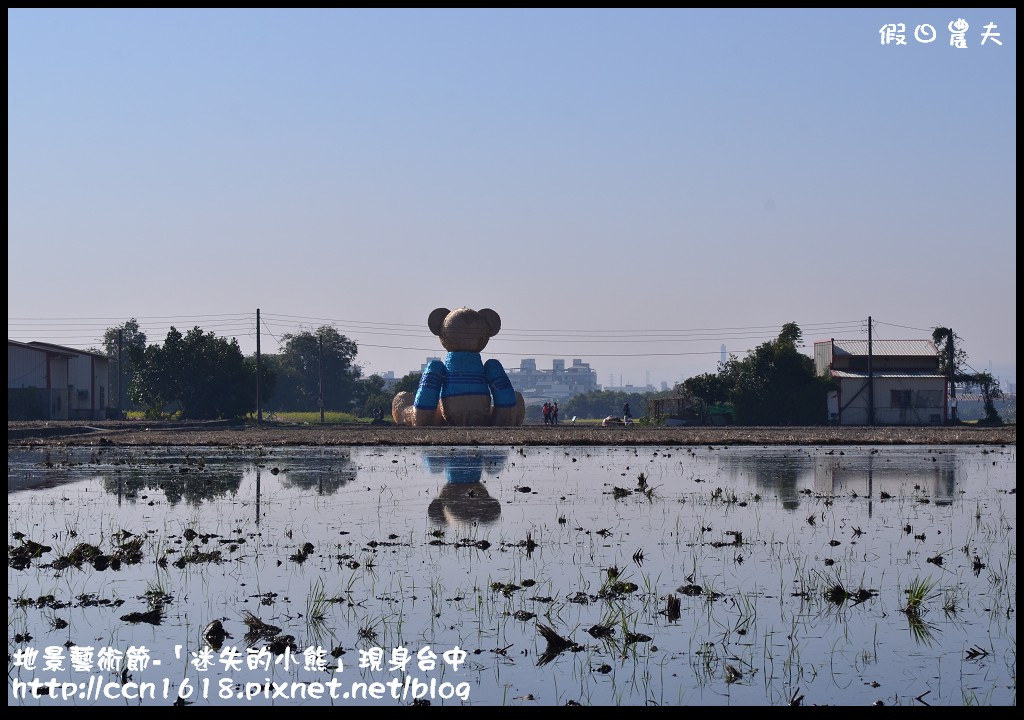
[428, 307, 501, 353]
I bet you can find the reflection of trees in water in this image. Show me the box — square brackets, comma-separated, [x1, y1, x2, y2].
[277, 473, 356, 495]
[102, 471, 243, 505]
[753, 459, 802, 511]
[96, 451, 361, 503]
[718, 454, 805, 511]
[268, 451, 358, 496]
[424, 448, 508, 527]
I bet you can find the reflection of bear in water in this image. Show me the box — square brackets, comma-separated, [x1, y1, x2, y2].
[424, 449, 505, 527]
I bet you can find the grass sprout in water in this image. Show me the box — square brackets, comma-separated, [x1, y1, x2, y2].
[903, 576, 939, 618]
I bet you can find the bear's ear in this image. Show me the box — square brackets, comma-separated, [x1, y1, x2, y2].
[428, 308, 450, 336]
[478, 308, 501, 337]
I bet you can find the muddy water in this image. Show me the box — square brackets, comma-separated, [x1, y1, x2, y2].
[7, 445, 1016, 706]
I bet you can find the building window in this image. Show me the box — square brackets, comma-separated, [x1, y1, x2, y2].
[914, 390, 940, 408]
[891, 390, 912, 409]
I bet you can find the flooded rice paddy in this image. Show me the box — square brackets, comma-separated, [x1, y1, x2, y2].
[7, 444, 1016, 706]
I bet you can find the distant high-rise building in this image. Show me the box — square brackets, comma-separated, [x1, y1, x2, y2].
[377, 371, 398, 391]
[420, 357, 443, 372]
[506, 358, 599, 400]
[660, 381, 669, 391]
[721, 344, 727, 366]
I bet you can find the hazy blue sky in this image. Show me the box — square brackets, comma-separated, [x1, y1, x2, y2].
[8, 9, 1016, 387]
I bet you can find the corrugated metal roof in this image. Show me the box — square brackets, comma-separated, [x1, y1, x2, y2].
[831, 370, 946, 379]
[8, 339, 77, 357]
[832, 340, 937, 357]
[27, 341, 108, 359]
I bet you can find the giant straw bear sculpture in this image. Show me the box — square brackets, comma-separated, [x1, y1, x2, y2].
[392, 307, 526, 426]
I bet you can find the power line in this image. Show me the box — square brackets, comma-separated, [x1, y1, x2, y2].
[7, 313, 252, 321]
[11, 313, 861, 337]
[262, 311, 864, 335]
[257, 317, 862, 341]
[264, 326, 864, 342]
[8, 312, 870, 362]
[258, 320, 856, 343]
[7, 322, 254, 329]
[261, 318, 283, 349]
[874, 319, 934, 333]
[349, 343, 744, 358]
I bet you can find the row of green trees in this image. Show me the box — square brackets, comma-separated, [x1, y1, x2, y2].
[102, 319, 421, 420]
[98, 319, 1004, 424]
[680, 323, 833, 425]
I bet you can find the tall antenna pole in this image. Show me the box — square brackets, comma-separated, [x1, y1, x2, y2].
[256, 308, 262, 424]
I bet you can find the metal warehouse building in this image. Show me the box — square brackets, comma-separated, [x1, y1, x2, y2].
[8, 340, 111, 420]
[8, 340, 72, 419]
[813, 339, 947, 425]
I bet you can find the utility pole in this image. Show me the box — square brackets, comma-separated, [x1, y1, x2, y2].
[318, 331, 325, 423]
[948, 331, 958, 423]
[867, 316, 874, 426]
[256, 308, 262, 424]
[117, 329, 124, 420]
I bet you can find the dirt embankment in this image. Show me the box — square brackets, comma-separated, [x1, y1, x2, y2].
[7, 420, 1016, 447]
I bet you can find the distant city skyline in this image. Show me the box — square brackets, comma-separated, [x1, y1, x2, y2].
[8, 9, 1016, 387]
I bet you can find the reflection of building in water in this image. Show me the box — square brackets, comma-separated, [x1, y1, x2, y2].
[814, 454, 956, 504]
[718, 449, 959, 512]
[424, 448, 507, 527]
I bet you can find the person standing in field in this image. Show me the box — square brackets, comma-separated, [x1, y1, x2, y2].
[542, 403, 551, 425]
[623, 402, 632, 423]
[552, 402, 559, 425]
